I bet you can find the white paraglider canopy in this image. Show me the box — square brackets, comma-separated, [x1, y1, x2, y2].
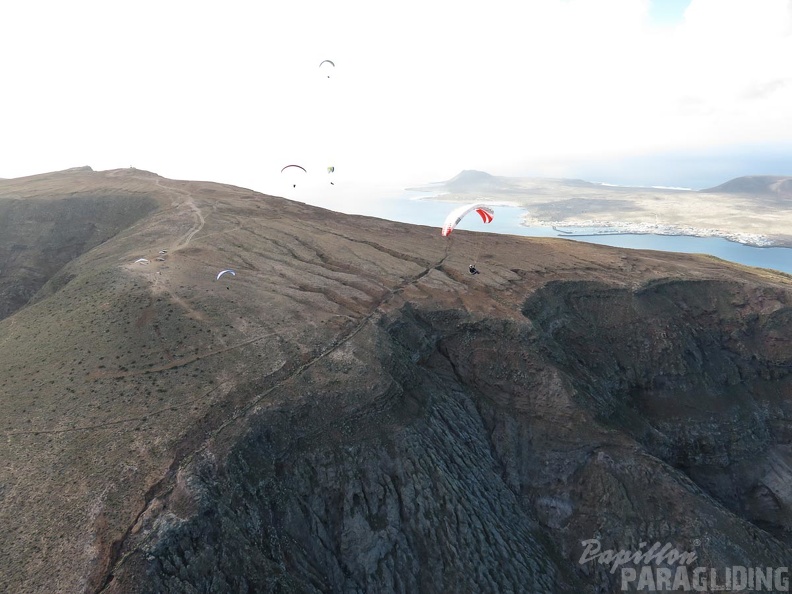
[441, 204, 494, 237]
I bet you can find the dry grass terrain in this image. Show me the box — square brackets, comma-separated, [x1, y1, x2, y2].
[2, 167, 792, 593]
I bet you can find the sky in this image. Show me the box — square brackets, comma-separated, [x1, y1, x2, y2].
[1, 0, 791, 198]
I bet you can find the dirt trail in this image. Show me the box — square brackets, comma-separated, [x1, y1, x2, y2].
[153, 178, 206, 252]
[143, 178, 210, 322]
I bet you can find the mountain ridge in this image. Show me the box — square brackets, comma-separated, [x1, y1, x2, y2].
[416, 170, 792, 193]
[2, 168, 792, 593]
[700, 174, 792, 194]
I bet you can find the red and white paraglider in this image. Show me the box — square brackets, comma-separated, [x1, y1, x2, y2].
[441, 204, 495, 275]
[441, 204, 494, 237]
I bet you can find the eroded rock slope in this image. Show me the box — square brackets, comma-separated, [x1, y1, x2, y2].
[1, 168, 791, 593]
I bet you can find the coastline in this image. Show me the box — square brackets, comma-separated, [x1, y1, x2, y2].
[523, 217, 776, 248]
[411, 193, 786, 249]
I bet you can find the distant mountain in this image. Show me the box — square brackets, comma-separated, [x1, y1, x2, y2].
[408, 170, 521, 193]
[701, 175, 792, 194]
[418, 171, 792, 195]
[443, 170, 510, 192]
[410, 171, 688, 194]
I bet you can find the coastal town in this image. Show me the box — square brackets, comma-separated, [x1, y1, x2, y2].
[414, 170, 792, 249]
[529, 218, 775, 247]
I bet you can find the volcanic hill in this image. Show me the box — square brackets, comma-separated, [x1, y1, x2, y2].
[701, 175, 792, 195]
[2, 168, 792, 593]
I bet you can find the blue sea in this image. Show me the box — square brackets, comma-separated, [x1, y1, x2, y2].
[304, 188, 792, 275]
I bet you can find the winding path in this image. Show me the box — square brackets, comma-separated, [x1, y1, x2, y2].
[153, 178, 206, 251]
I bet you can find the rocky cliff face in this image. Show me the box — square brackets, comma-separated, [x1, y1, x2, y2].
[2, 169, 791, 593]
[104, 281, 792, 593]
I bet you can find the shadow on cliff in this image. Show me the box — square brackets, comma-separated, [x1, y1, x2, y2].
[104, 279, 792, 593]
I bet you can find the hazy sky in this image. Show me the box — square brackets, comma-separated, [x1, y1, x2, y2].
[1, 0, 791, 195]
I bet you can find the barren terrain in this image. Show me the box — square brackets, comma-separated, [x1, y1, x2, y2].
[2, 167, 792, 593]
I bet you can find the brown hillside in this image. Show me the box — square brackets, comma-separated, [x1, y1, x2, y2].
[701, 175, 792, 195]
[1, 168, 792, 593]
[0, 168, 161, 320]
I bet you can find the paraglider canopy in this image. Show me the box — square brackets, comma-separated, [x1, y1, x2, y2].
[441, 204, 494, 237]
[319, 59, 335, 77]
[216, 269, 236, 281]
[134, 258, 150, 264]
[281, 164, 307, 188]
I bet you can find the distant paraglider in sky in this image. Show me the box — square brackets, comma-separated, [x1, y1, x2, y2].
[441, 204, 495, 237]
[216, 269, 236, 281]
[319, 59, 336, 182]
[281, 164, 307, 188]
[134, 258, 150, 264]
[319, 59, 335, 78]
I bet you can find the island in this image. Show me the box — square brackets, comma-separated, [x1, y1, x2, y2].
[408, 171, 792, 247]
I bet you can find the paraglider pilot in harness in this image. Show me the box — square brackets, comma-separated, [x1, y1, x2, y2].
[469, 264, 480, 275]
